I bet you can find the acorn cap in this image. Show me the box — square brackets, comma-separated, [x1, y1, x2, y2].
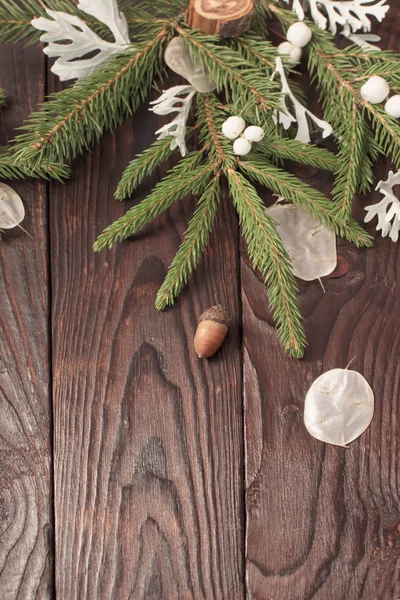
[198, 305, 231, 327]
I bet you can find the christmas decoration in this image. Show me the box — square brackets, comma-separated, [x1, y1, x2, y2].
[243, 125, 265, 142]
[267, 203, 337, 280]
[31, 0, 131, 81]
[384, 95, 400, 118]
[150, 85, 197, 157]
[222, 116, 247, 140]
[272, 56, 333, 143]
[360, 75, 390, 103]
[0, 0, 399, 358]
[283, 0, 389, 36]
[0, 183, 25, 230]
[277, 41, 302, 64]
[164, 37, 216, 93]
[304, 369, 374, 447]
[194, 305, 231, 358]
[365, 170, 400, 241]
[233, 137, 253, 155]
[286, 21, 312, 46]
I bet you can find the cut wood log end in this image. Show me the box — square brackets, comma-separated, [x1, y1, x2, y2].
[187, 0, 255, 37]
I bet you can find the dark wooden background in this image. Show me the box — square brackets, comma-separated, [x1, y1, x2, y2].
[1, 5, 400, 599]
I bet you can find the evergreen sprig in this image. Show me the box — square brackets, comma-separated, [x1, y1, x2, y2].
[0, 0, 187, 43]
[2, 0, 400, 356]
[115, 136, 175, 201]
[0, 149, 69, 180]
[227, 169, 307, 357]
[176, 25, 280, 115]
[94, 152, 213, 250]
[0, 87, 6, 107]
[10, 27, 171, 164]
[155, 174, 221, 309]
[239, 159, 373, 247]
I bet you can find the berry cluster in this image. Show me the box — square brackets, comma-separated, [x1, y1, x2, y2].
[360, 76, 400, 118]
[222, 116, 265, 156]
[277, 21, 312, 65]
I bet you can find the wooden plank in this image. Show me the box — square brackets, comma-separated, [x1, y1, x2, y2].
[0, 46, 53, 598]
[244, 14, 400, 600]
[50, 96, 244, 597]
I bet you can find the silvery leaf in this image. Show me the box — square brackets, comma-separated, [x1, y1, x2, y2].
[272, 58, 332, 144]
[31, 0, 130, 82]
[150, 85, 196, 157]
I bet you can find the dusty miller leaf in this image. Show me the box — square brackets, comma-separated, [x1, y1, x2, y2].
[150, 85, 197, 157]
[272, 57, 333, 144]
[283, 0, 389, 35]
[31, 0, 131, 81]
[365, 170, 400, 241]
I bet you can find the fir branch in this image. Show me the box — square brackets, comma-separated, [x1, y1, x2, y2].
[0, 1, 186, 44]
[197, 93, 236, 169]
[227, 169, 306, 358]
[265, 0, 400, 166]
[0, 148, 70, 180]
[0, 87, 6, 107]
[232, 35, 276, 69]
[115, 136, 175, 201]
[332, 100, 365, 220]
[239, 159, 373, 247]
[94, 153, 215, 250]
[255, 137, 338, 171]
[155, 174, 221, 309]
[10, 27, 170, 164]
[358, 128, 381, 194]
[175, 25, 279, 114]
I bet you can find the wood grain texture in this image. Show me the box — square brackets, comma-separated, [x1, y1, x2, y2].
[187, 0, 254, 37]
[49, 93, 244, 598]
[0, 46, 53, 599]
[244, 13, 400, 600]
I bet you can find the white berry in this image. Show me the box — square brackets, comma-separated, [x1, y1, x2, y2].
[384, 95, 400, 118]
[233, 137, 252, 156]
[289, 46, 302, 64]
[222, 116, 246, 140]
[360, 76, 390, 104]
[286, 22, 312, 48]
[277, 42, 302, 65]
[278, 41, 293, 55]
[243, 126, 265, 142]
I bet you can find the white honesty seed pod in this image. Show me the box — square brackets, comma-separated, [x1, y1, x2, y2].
[164, 37, 216, 93]
[286, 22, 312, 48]
[304, 369, 374, 447]
[267, 204, 336, 280]
[360, 75, 390, 104]
[384, 95, 400, 118]
[0, 183, 25, 229]
[233, 137, 252, 156]
[243, 125, 265, 143]
[222, 116, 246, 140]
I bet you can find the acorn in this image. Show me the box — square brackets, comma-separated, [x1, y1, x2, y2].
[194, 305, 231, 358]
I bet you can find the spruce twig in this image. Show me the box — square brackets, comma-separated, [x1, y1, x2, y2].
[10, 25, 172, 164]
[155, 174, 221, 309]
[239, 159, 373, 247]
[94, 153, 214, 250]
[227, 169, 307, 358]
